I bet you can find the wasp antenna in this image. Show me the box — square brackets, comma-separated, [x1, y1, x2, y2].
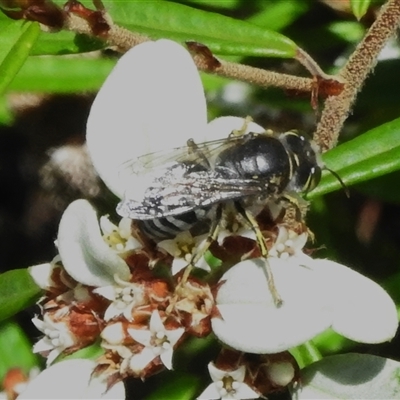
[326, 167, 350, 198]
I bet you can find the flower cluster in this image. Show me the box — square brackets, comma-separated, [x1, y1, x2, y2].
[21, 40, 398, 399]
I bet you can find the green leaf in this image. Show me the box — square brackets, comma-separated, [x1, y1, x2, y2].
[32, 30, 105, 56]
[290, 341, 322, 369]
[297, 353, 400, 399]
[247, 0, 309, 31]
[328, 21, 365, 43]
[145, 372, 201, 400]
[9, 56, 115, 93]
[182, 0, 240, 9]
[100, 0, 297, 58]
[350, 0, 371, 20]
[0, 320, 40, 383]
[0, 20, 40, 94]
[308, 117, 400, 199]
[0, 269, 42, 322]
[62, 342, 104, 362]
[355, 170, 400, 204]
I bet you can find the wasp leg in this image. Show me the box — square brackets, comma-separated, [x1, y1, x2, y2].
[186, 138, 211, 169]
[166, 205, 222, 314]
[179, 207, 221, 283]
[235, 202, 283, 307]
[230, 116, 254, 137]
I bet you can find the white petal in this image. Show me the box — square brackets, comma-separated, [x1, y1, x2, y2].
[160, 348, 174, 370]
[17, 359, 125, 399]
[57, 200, 131, 287]
[86, 39, 207, 197]
[229, 366, 246, 382]
[32, 338, 56, 353]
[128, 328, 152, 346]
[310, 259, 399, 343]
[28, 263, 56, 289]
[165, 327, 185, 347]
[208, 362, 226, 382]
[205, 116, 265, 142]
[149, 310, 165, 333]
[234, 383, 260, 400]
[197, 383, 222, 400]
[297, 353, 400, 400]
[101, 322, 125, 345]
[93, 285, 116, 301]
[212, 258, 333, 353]
[129, 347, 157, 374]
[171, 258, 187, 276]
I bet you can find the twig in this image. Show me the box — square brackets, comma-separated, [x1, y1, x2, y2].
[64, 13, 314, 94]
[314, 0, 400, 152]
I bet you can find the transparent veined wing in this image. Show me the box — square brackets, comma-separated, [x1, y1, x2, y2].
[120, 133, 252, 177]
[86, 39, 208, 198]
[117, 165, 272, 220]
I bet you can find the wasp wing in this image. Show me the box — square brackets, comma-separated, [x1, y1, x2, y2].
[120, 134, 250, 177]
[117, 165, 273, 220]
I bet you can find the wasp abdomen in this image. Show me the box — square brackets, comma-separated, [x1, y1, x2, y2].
[137, 207, 210, 240]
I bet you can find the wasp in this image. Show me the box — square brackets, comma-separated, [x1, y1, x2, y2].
[117, 129, 322, 305]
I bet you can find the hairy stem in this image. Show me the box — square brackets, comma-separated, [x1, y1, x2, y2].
[64, 13, 314, 93]
[314, 0, 400, 152]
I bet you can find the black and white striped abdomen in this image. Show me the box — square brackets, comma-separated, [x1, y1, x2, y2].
[136, 207, 211, 241]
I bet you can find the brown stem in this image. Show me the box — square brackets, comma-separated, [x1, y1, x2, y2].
[314, 0, 400, 152]
[64, 13, 314, 94]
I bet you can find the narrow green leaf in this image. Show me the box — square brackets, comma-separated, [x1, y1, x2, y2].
[100, 0, 297, 58]
[0, 320, 39, 383]
[145, 373, 201, 400]
[0, 269, 42, 322]
[308, 118, 400, 198]
[32, 31, 105, 56]
[62, 342, 104, 362]
[297, 354, 400, 399]
[355, 171, 400, 204]
[247, 0, 309, 32]
[183, 0, 240, 9]
[328, 21, 365, 43]
[9, 56, 115, 93]
[0, 21, 40, 94]
[350, 0, 371, 20]
[290, 341, 322, 369]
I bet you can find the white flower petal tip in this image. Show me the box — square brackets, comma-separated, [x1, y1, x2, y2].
[57, 200, 131, 287]
[212, 258, 333, 353]
[28, 263, 56, 290]
[297, 353, 400, 400]
[312, 259, 399, 343]
[86, 39, 207, 198]
[198, 363, 259, 400]
[17, 359, 125, 399]
[128, 311, 185, 372]
[205, 116, 265, 142]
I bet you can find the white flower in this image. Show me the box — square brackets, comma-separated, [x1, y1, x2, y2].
[16, 359, 125, 399]
[127, 310, 184, 373]
[268, 225, 308, 261]
[158, 231, 211, 275]
[57, 199, 131, 287]
[86, 39, 265, 203]
[198, 363, 259, 400]
[212, 255, 398, 353]
[32, 313, 76, 366]
[100, 215, 141, 253]
[94, 275, 146, 321]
